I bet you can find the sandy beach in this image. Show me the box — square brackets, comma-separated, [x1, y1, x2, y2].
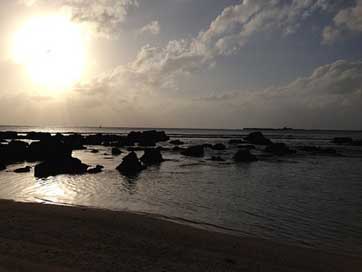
[0, 200, 359, 271]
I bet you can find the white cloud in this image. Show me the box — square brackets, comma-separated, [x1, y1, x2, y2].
[323, 0, 362, 44]
[138, 20, 160, 35]
[19, 0, 139, 37]
[78, 0, 334, 96]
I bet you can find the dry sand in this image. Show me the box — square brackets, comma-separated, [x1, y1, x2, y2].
[0, 199, 360, 272]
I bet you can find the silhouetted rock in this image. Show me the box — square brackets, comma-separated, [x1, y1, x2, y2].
[181, 145, 204, 157]
[298, 146, 338, 155]
[210, 156, 225, 161]
[14, 166, 31, 173]
[34, 157, 88, 178]
[27, 139, 72, 162]
[237, 144, 256, 150]
[169, 139, 184, 145]
[0, 163, 5, 171]
[211, 143, 226, 150]
[64, 134, 86, 150]
[233, 149, 257, 162]
[0, 131, 17, 140]
[116, 152, 145, 175]
[87, 165, 104, 174]
[172, 146, 185, 152]
[228, 139, 245, 144]
[332, 137, 353, 145]
[350, 140, 362, 146]
[127, 146, 147, 152]
[26, 132, 51, 141]
[126, 130, 169, 146]
[202, 144, 213, 149]
[245, 132, 272, 145]
[140, 148, 164, 165]
[7, 141, 29, 162]
[111, 147, 122, 156]
[265, 143, 296, 156]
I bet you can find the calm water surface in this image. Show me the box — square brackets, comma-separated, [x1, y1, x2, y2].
[1, 126, 362, 255]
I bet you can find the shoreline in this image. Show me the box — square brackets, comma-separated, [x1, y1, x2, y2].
[0, 199, 361, 271]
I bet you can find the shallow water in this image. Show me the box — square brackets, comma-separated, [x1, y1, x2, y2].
[1, 127, 362, 255]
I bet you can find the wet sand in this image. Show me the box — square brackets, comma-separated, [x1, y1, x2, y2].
[0, 200, 360, 272]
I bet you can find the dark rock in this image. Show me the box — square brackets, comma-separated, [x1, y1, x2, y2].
[228, 139, 245, 144]
[211, 143, 227, 150]
[127, 146, 147, 152]
[181, 145, 204, 157]
[237, 144, 256, 150]
[0, 141, 29, 165]
[26, 132, 51, 141]
[351, 140, 362, 146]
[27, 139, 72, 162]
[332, 137, 353, 145]
[111, 147, 122, 156]
[116, 152, 145, 175]
[140, 148, 164, 165]
[127, 130, 169, 146]
[34, 157, 88, 178]
[233, 149, 257, 162]
[14, 166, 31, 173]
[172, 146, 185, 152]
[245, 132, 272, 145]
[64, 134, 86, 150]
[90, 149, 99, 153]
[202, 144, 213, 149]
[0, 131, 17, 140]
[169, 139, 184, 145]
[7, 141, 29, 162]
[265, 143, 296, 156]
[0, 163, 5, 171]
[298, 146, 337, 155]
[210, 156, 225, 161]
[87, 165, 104, 174]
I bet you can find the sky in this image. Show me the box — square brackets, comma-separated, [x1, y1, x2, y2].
[0, 0, 362, 129]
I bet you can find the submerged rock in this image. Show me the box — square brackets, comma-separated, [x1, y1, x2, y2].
[140, 148, 164, 165]
[111, 147, 122, 156]
[211, 143, 227, 150]
[233, 149, 257, 162]
[181, 145, 204, 157]
[244, 132, 272, 145]
[264, 143, 296, 156]
[34, 157, 88, 178]
[116, 152, 145, 175]
[87, 165, 104, 174]
[14, 166, 31, 173]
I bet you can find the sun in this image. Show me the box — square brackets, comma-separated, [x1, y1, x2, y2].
[11, 15, 87, 91]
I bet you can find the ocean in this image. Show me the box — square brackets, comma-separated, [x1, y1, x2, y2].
[1, 126, 362, 256]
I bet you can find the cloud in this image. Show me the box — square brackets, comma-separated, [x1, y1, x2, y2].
[138, 20, 160, 35]
[196, 59, 362, 128]
[323, 0, 362, 44]
[78, 0, 335, 97]
[20, 0, 139, 37]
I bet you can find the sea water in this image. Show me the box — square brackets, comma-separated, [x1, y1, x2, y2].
[0, 126, 362, 255]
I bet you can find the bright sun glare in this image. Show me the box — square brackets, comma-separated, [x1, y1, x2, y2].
[11, 15, 87, 91]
